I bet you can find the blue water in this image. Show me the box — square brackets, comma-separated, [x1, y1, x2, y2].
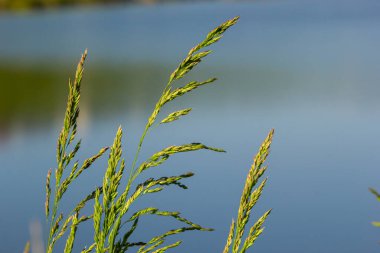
[1, 1, 380, 252]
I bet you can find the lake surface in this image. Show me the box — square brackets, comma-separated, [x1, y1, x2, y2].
[1, 0, 380, 252]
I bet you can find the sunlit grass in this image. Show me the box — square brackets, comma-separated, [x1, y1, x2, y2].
[24, 16, 274, 253]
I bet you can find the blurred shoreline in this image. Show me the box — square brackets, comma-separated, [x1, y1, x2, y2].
[0, 0, 153, 11]
[0, 0, 220, 12]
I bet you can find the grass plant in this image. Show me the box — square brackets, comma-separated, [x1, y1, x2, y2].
[25, 16, 274, 253]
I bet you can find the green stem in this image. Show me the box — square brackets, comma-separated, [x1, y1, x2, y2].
[127, 81, 172, 190]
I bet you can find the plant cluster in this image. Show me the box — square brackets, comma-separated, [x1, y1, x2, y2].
[23, 17, 274, 253]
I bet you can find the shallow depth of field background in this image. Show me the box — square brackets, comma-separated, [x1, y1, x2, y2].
[1, 0, 380, 252]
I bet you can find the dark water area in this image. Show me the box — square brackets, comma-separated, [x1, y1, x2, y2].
[1, 1, 380, 252]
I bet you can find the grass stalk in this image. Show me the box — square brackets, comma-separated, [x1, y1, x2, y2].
[28, 16, 275, 253]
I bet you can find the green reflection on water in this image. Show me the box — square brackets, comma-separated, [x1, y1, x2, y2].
[0, 63, 169, 130]
[0, 62, 290, 123]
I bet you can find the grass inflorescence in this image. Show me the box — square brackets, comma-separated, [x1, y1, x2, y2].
[26, 16, 274, 253]
[223, 130, 273, 253]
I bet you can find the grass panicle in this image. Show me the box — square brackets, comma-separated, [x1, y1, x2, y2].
[169, 16, 239, 83]
[131, 16, 239, 180]
[224, 129, 274, 253]
[34, 16, 274, 253]
[45, 169, 52, 218]
[223, 219, 235, 253]
[83, 17, 239, 253]
[160, 108, 192, 124]
[64, 213, 79, 253]
[45, 50, 109, 253]
[135, 143, 225, 179]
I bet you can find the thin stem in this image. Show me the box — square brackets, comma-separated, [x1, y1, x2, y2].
[127, 82, 173, 190]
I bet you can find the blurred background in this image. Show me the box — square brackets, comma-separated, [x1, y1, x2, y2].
[1, 0, 380, 252]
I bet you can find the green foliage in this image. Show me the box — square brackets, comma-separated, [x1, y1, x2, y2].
[40, 16, 274, 253]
